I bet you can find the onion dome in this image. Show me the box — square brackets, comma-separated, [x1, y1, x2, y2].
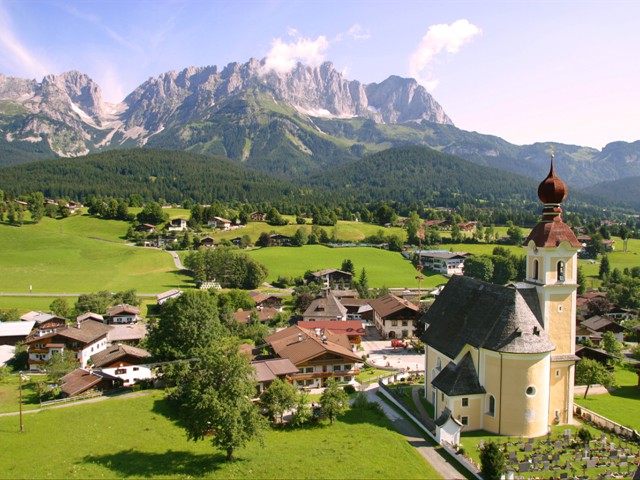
[537, 153, 567, 205]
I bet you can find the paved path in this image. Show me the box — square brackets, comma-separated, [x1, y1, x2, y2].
[167, 250, 185, 270]
[364, 385, 466, 479]
[412, 386, 436, 431]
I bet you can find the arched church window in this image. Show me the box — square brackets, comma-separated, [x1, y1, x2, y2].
[488, 395, 495, 416]
[436, 357, 442, 370]
[557, 261, 565, 281]
[532, 259, 539, 280]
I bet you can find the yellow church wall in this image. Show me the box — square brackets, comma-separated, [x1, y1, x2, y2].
[546, 292, 575, 355]
[480, 352, 503, 433]
[425, 347, 453, 406]
[452, 396, 483, 431]
[548, 363, 572, 425]
[498, 354, 550, 437]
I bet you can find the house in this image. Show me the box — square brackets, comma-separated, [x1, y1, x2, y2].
[105, 304, 140, 325]
[417, 250, 469, 275]
[457, 221, 478, 232]
[108, 323, 148, 345]
[207, 216, 232, 230]
[251, 358, 299, 395]
[156, 289, 183, 306]
[576, 326, 601, 346]
[264, 325, 362, 389]
[338, 297, 374, 324]
[269, 234, 292, 246]
[302, 293, 348, 322]
[233, 308, 280, 324]
[581, 316, 625, 343]
[0, 320, 35, 345]
[250, 211, 266, 222]
[370, 294, 419, 339]
[422, 154, 582, 439]
[76, 312, 104, 324]
[90, 344, 152, 386]
[575, 346, 617, 367]
[297, 320, 365, 346]
[20, 311, 66, 336]
[199, 236, 216, 248]
[310, 268, 353, 290]
[249, 292, 283, 311]
[135, 223, 156, 233]
[60, 368, 122, 397]
[24, 321, 111, 371]
[167, 218, 188, 232]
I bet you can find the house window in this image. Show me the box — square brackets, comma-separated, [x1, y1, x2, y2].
[304, 367, 314, 374]
[557, 261, 565, 281]
[461, 416, 469, 426]
[391, 320, 398, 327]
[532, 259, 539, 280]
[333, 365, 342, 372]
[402, 320, 408, 327]
[343, 376, 351, 382]
[462, 397, 469, 407]
[115, 368, 127, 375]
[133, 367, 139, 371]
[488, 395, 495, 416]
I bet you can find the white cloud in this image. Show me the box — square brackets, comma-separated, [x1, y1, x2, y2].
[345, 24, 371, 41]
[409, 19, 481, 90]
[0, 4, 51, 79]
[263, 34, 330, 74]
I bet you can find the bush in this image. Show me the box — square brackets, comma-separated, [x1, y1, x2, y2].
[343, 384, 356, 394]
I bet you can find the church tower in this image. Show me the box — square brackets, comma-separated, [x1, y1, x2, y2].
[524, 150, 582, 425]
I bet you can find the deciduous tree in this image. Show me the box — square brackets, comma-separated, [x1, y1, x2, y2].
[319, 378, 348, 425]
[260, 377, 297, 424]
[575, 358, 616, 398]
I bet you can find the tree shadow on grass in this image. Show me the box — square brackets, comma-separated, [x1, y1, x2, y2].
[151, 397, 181, 424]
[610, 385, 640, 401]
[82, 448, 228, 477]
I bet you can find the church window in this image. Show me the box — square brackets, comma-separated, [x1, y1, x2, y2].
[532, 259, 539, 280]
[462, 397, 469, 407]
[525, 385, 536, 397]
[558, 305, 563, 313]
[557, 261, 565, 281]
[461, 416, 468, 426]
[555, 369, 561, 377]
[488, 395, 496, 416]
[436, 357, 442, 370]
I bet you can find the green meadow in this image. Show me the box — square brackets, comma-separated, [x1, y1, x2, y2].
[246, 245, 447, 288]
[0, 214, 191, 294]
[0, 389, 441, 479]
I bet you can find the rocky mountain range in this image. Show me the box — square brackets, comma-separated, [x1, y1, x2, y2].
[1, 59, 639, 188]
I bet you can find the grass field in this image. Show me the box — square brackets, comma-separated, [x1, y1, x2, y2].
[0, 389, 441, 479]
[246, 245, 447, 288]
[573, 364, 640, 431]
[0, 215, 191, 294]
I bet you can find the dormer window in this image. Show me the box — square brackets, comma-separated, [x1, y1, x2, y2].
[557, 261, 565, 281]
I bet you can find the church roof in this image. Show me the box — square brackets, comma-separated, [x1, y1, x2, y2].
[434, 407, 463, 427]
[524, 221, 581, 248]
[432, 352, 486, 396]
[421, 275, 555, 359]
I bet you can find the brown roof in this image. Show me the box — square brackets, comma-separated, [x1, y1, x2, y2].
[369, 294, 419, 318]
[26, 321, 110, 346]
[233, 308, 279, 324]
[107, 323, 148, 342]
[106, 304, 141, 317]
[297, 320, 365, 336]
[252, 358, 298, 383]
[524, 220, 581, 248]
[265, 325, 361, 366]
[76, 312, 104, 323]
[249, 291, 281, 304]
[581, 316, 624, 333]
[60, 368, 119, 396]
[90, 344, 150, 368]
[303, 293, 347, 319]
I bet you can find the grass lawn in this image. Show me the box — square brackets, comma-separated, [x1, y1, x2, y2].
[247, 245, 446, 288]
[0, 296, 78, 315]
[0, 374, 46, 414]
[0, 390, 441, 479]
[574, 364, 640, 431]
[0, 215, 191, 294]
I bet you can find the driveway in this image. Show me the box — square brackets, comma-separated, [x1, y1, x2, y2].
[361, 336, 423, 372]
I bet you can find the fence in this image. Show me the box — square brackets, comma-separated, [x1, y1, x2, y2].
[573, 404, 638, 440]
[40, 390, 102, 407]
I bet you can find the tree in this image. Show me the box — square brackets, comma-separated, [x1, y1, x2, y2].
[587, 297, 611, 317]
[147, 290, 224, 361]
[506, 221, 524, 245]
[256, 232, 272, 247]
[463, 256, 494, 282]
[184, 247, 268, 289]
[260, 377, 298, 424]
[480, 441, 505, 480]
[292, 227, 308, 246]
[575, 358, 616, 398]
[137, 202, 168, 225]
[577, 266, 587, 294]
[601, 331, 623, 361]
[450, 223, 463, 243]
[171, 341, 267, 461]
[45, 350, 77, 384]
[28, 192, 45, 223]
[112, 289, 141, 307]
[319, 378, 348, 425]
[608, 276, 640, 309]
[341, 259, 355, 276]
[75, 291, 113, 314]
[355, 267, 370, 298]
[491, 255, 516, 285]
[266, 207, 287, 226]
[599, 255, 611, 280]
[0, 308, 20, 322]
[405, 211, 421, 245]
[49, 298, 70, 318]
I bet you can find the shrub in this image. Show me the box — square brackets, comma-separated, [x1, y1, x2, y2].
[343, 384, 356, 395]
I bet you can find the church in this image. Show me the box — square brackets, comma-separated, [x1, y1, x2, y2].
[421, 153, 582, 438]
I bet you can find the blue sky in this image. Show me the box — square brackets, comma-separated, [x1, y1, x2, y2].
[1, 0, 639, 149]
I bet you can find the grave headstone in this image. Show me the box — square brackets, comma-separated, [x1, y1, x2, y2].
[519, 462, 530, 473]
[565, 460, 571, 469]
[552, 453, 560, 462]
[560, 473, 568, 479]
[524, 443, 533, 452]
[587, 459, 597, 469]
[542, 461, 550, 471]
[554, 441, 563, 450]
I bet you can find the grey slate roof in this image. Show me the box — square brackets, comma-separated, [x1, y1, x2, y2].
[421, 275, 555, 359]
[431, 352, 486, 396]
[434, 407, 463, 427]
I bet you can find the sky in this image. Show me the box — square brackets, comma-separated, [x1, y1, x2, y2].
[1, 0, 639, 150]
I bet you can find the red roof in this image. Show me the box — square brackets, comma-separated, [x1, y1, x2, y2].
[524, 220, 581, 248]
[297, 320, 365, 336]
